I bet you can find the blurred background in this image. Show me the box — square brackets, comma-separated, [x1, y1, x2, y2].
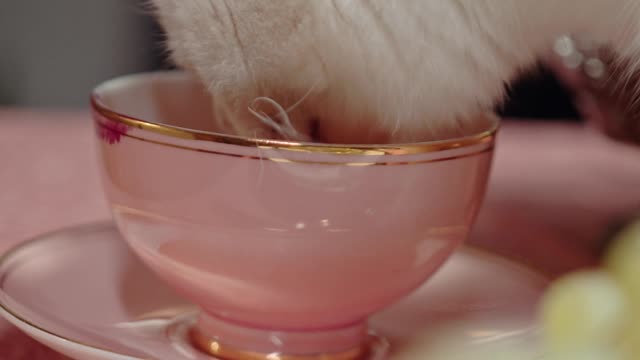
[0, 0, 580, 121]
[0, 1, 165, 108]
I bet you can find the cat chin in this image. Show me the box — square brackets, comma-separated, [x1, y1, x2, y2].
[152, 0, 640, 144]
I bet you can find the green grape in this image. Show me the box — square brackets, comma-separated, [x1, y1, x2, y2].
[605, 219, 640, 304]
[540, 270, 629, 352]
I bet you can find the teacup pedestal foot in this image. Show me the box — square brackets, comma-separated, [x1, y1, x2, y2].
[190, 313, 381, 359]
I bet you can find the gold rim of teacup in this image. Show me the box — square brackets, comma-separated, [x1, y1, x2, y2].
[90, 73, 499, 156]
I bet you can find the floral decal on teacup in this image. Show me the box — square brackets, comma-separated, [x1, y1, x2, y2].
[96, 120, 129, 145]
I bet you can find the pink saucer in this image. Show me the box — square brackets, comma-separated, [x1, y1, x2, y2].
[0, 222, 548, 359]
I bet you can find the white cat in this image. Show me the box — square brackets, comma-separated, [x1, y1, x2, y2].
[149, 0, 640, 144]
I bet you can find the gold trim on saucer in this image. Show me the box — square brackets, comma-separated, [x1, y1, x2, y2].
[0, 222, 550, 360]
[90, 81, 499, 156]
[189, 327, 371, 360]
[0, 222, 143, 359]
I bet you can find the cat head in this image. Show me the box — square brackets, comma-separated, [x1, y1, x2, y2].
[150, 0, 640, 143]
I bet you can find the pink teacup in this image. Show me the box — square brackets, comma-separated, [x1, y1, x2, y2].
[90, 71, 498, 359]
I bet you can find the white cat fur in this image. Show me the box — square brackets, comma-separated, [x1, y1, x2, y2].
[150, 0, 640, 144]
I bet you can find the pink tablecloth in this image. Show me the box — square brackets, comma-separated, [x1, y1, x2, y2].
[1, 108, 639, 358]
